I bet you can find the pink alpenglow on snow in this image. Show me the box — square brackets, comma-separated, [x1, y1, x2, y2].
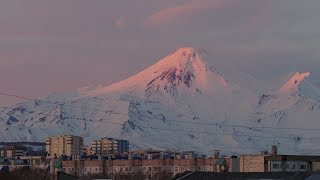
[90, 47, 228, 97]
[1, 48, 320, 155]
[279, 72, 311, 93]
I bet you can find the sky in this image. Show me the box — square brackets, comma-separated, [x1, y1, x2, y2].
[1, 0, 320, 106]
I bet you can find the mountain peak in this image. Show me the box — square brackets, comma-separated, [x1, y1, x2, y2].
[90, 47, 227, 96]
[279, 72, 311, 93]
[160, 47, 208, 70]
[173, 47, 208, 56]
[140, 47, 226, 96]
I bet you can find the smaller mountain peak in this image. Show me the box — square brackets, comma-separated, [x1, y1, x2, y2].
[279, 72, 310, 93]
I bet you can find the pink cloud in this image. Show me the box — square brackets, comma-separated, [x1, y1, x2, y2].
[144, 0, 234, 27]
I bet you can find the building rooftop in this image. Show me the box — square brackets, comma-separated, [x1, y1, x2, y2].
[173, 171, 319, 180]
[265, 155, 320, 162]
[1, 144, 27, 151]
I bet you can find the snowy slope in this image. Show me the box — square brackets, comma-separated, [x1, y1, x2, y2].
[252, 72, 320, 154]
[1, 48, 320, 155]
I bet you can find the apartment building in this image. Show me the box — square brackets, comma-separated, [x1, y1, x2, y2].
[61, 156, 240, 179]
[46, 135, 83, 157]
[240, 154, 320, 172]
[90, 137, 129, 155]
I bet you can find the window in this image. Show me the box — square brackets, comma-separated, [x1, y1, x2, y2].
[286, 164, 289, 169]
[292, 164, 296, 169]
[272, 163, 280, 169]
[300, 164, 307, 170]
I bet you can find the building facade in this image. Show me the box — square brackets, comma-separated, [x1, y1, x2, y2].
[0, 145, 27, 159]
[240, 154, 320, 172]
[90, 138, 129, 155]
[61, 157, 240, 179]
[240, 154, 267, 172]
[46, 135, 83, 157]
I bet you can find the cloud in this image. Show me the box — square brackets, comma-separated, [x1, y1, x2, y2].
[144, 0, 233, 27]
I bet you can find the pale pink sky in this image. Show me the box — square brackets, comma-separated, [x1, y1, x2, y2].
[1, 0, 320, 106]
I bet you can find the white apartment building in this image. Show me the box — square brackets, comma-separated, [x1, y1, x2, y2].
[46, 135, 83, 157]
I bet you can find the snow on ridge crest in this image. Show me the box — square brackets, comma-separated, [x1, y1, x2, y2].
[279, 72, 311, 93]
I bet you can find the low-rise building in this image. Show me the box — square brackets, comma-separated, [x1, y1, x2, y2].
[240, 154, 267, 172]
[0, 145, 27, 159]
[240, 154, 320, 172]
[61, 156, 240, 179]
[173, 171, 320, 180]
[129, 149, 204, 160]
[46, 135, 83, 158]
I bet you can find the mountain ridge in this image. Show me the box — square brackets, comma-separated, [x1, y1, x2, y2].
[1, 47, 320, 155]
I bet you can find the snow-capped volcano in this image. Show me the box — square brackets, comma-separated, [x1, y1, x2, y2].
[91, 47, 228, 97]
[1, 48, 320, 155]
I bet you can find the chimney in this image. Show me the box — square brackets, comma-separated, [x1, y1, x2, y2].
[271, 145, 278, 155]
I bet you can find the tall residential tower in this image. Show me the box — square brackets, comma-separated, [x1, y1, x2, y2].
[46, 135, 83, 157]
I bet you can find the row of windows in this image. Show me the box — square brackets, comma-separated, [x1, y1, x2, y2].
[272, 163, 307, 170]
[64, 166, 164, 173]
[63, 165, 214, 175]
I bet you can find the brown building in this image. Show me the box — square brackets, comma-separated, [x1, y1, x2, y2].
[0, 145, 27, 159]
[240, 154, 320, 172]
[61, 157, 240, 179]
